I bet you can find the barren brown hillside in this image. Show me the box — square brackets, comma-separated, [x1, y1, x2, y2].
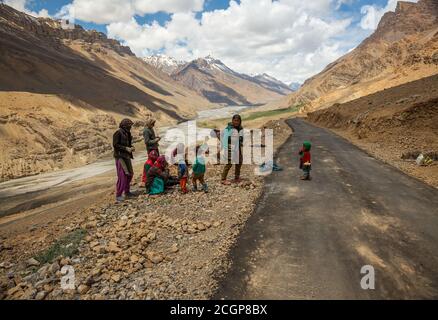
[308, 74, 438, 188]
[0, 4, 214, 181]
[288, 0, 438, 112]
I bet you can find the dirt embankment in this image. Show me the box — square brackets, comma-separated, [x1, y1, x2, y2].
[308, 74, 438, 188]
[0, 120, 292, 300]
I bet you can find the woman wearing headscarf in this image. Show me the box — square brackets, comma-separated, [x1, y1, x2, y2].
[146, 155, 169, 195]
[141, 149, 159, 186]
[143, 118, 161, 155]
[221, 114, 244, 185]
[113, 118, 135, 202]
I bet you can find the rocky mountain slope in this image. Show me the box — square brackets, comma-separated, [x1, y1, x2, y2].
[288, 0, 438, 112]
[0, 4, 214, 181]
[145, 55, 290, 105]
[308, 73, 438, 188]
[252, 73, 293, 95]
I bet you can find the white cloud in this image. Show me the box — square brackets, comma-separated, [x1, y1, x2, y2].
[56, 0, 205, 25]
[107, 0, 354, 83]
[360, 0, 418, 30]
[4, 0, 50, 17]
[133, 0, 204, 14]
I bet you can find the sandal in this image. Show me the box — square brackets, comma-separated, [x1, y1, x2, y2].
[221, 180, 231, 185]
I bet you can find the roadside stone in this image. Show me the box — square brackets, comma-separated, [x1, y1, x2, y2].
[26, 258, 40, 267]
[147, 252, 164, 264]
[77, 284, 90, 295]
[111, 274, 121, 283]
[107, 242, 121, 253]
[7, 286, 23, 297]
[21, 287, 37, 299]
[37, 265, 51, 279]
[43, 284, 53, 293]
[93, 294, 105, 300]
[35, 291, 47, 300]
[60, 258, 71, 266]
[147, 232, 156, 242]
[85, 221, 98, 229]
[89, 241, 99, 248]
[48, 262, 60, 274]
[91, 267, 102, 277]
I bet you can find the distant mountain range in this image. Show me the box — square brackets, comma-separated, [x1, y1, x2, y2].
[144, 54, 293, 104]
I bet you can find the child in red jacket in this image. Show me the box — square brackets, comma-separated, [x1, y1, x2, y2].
[299, 141, 312, 180]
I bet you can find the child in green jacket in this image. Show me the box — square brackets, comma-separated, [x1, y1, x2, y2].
[192, 144, 209, 193]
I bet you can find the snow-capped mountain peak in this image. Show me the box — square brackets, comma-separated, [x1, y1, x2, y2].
[255, 73, 284, 85]
[143, 54, 186, 75]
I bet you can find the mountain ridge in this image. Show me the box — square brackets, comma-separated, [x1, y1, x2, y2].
[288, 0, 438, 112]
[143, 54, 292, 105]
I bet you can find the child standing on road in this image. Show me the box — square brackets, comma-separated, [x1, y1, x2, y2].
[299, 141, 312, 180]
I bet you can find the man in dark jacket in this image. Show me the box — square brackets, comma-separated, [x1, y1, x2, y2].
[113, 118, 135, 202]
[143, 118, 161, 154]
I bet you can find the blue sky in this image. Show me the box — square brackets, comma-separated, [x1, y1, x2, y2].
[4, 0, 415, 83]
[22, 0, 389, 32]
[22, 0, 236, 32]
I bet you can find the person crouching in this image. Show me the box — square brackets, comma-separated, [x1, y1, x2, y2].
[141, 149, 159, 187]
[146, 155, 169, 195]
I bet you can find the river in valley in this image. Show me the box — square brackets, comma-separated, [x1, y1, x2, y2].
[0, 105, 252, 206]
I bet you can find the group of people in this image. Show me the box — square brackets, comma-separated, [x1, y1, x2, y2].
[113, 114, 313, 202]
[112, 114, 246, 202]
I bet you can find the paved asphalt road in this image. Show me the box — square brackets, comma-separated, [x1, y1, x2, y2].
[215, 118, 438, 299]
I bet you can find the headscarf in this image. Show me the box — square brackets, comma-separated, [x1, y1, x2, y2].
[146, 150, 159, 165]
[153, 155, 167, 170]
[119, 118, 133, 131]
[145, 118, 156, 128]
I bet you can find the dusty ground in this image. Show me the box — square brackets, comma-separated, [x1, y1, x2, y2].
[308, 74, 438, 188]
[0, 120, 291, 300]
